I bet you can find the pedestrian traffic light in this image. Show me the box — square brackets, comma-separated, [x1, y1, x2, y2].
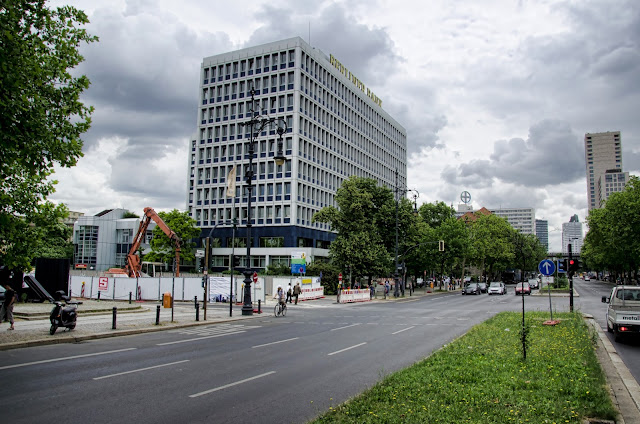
[232, 255, 240, 268]
[201, 275, 207, 288]
[438, 240, 445, 252]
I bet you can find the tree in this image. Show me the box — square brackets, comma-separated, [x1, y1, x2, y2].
[468, 214, 515, 280]
[29, 202, 74, 260]
[418, 201, 455, 228]
[0, 1, 97, 272]
[144, 210, 200, 269]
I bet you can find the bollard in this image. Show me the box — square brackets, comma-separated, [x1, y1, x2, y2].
[129, 292, 132, 304]
[196, 302, 200, 321]
[97, 291, 101, 301]
[112, 307, 117, 329]
[156, 305, 160, 325]
[194, 296, 198, 310]
[258, 299, 261, 314]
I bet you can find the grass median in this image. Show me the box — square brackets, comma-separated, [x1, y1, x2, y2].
[312, 311, 616, 423]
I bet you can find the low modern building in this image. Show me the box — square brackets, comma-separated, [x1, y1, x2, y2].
[456, 206, 536, 235]
[188, 37, 407, 272]
[72, 209, 155, 271]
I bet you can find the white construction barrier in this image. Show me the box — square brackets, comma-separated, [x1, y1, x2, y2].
[338, 289, 371, 303]
[299, 287, 324, 301]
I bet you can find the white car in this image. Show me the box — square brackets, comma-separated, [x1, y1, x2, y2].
[527, 278, 539, 290]
[488, 281, 506, 295]
[584, 276, 591, 281]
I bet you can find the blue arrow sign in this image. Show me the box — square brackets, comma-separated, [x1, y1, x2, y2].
[538, 259, 555, 276]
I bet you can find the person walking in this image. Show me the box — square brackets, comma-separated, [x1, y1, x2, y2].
[384, 280, 390, 299]
[293, 282, 301, 304]
[0, 284, 17, 330]
[286, 283, 292, 303]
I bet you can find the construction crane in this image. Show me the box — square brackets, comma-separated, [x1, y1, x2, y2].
[110, 207, 182, 277]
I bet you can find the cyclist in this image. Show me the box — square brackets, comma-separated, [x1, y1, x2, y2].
[274, 286, 286, 312]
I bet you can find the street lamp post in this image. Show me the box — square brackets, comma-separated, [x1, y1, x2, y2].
[393, 168, 419, 298]
[239, 89, 287, 316]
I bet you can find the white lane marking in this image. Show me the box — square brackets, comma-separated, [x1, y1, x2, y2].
[189, 371, 276, 398]
[93, 360, 190, 380]
[392, 326, 415, 335]
[0, 348, 137, 371]
[252, 337, 299, 349]
[330, 323, 361, 331]
[156, 331, 246, 346]
[328, 342, 367, 356]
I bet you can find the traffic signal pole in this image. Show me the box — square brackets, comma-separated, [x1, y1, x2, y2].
[568, 243, 574, 312]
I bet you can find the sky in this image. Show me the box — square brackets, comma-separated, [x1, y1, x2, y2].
[46, 0, 640, 252]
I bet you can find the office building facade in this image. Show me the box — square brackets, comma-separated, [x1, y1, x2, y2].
[535, 219, 548, 251]
[561, 214, 583, 255]
[188, 37, 407, 271]
[488, 207, 536, 235]
[585, 131, 622, 211]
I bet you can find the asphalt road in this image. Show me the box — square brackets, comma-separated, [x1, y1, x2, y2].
[571, 278, 640, 384]
[1, 289, 576, 423]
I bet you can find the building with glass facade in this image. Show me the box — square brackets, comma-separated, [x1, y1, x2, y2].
[188, 37, 407, 272]
[585, 131, 622, 211]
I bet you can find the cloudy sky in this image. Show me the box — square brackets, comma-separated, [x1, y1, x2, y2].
[47, 0, 640, 252]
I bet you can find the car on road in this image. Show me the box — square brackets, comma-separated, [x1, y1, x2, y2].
[462, 283, 481, 295]
[515, 282, 531, 295]
[488, 281, 506, 295]
[584, 276, 591, 281]
[602, 286, 640, 341]
[478, 282, 488, 293]
[527, 278, 540, 290]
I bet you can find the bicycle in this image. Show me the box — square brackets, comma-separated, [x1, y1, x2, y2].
[274, 302, 287, 317]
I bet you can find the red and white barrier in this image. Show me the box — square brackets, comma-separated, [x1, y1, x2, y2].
[299, 287, 324, 301]
[338, 289, 371, 303]
[81, 282, 85, 298]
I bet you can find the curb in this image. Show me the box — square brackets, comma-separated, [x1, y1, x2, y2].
[0, 315, 259, 352]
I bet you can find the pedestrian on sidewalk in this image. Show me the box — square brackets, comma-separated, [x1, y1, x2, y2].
[0, 284, 17, 330]
[286, 283, 292, 303]
[293, 282, 301, 304]
[384, 280, 390, 299]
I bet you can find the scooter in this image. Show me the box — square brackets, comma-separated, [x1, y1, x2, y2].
[49, 291, 79, 335]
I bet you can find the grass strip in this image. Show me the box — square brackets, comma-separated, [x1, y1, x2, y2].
[312, 311, 616, 423]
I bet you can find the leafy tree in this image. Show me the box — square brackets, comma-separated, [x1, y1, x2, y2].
[263, 263, 291, 276]
[144, 210, 200, 269]
[418, 201, 455, 228]
[30, 202, 74, 260]
[123, 211, 140, 219]
[306, 261, 340, 295]
[0, 1, 97, 271]
[512, 232, 546, 281]
[468, 214, 515, 280]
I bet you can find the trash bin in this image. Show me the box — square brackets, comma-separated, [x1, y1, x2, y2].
[163, 292, 172, 308]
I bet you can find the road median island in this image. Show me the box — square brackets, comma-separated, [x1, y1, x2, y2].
[311, 311, 618, 423]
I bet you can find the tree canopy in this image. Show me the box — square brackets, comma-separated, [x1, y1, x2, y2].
[144, 210, 200, 269]
[0, 1, 97, 272]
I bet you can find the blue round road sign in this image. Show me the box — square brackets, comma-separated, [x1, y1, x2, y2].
[538, 259, 555, 276]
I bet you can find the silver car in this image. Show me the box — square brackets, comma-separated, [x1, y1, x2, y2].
[488, 281, 506, 295]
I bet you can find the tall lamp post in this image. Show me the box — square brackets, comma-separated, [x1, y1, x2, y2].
[393, 168, 419, 298]
[239, 88, 287, 316]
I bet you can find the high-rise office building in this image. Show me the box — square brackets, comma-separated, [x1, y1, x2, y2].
[535, 219, 548, 251]
[585, 131, 622, 211]
[187, 37, 407, 271]
[488, 207, 536, 235]
[562, 214, 583, 255]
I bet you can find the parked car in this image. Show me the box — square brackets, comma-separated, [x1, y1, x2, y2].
[462, 283, 481, 295]
[0, 285, 5, 302]
[515, 282, 531, 295]
[527, 278, 539, 290]
[478, 282, 488, 293]
[584, 276, 591, 281]
[488, 281, 506, 295]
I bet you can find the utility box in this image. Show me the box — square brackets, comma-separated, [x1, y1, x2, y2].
[163, 292, 172, 308]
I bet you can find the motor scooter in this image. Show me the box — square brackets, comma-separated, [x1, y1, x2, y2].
[49, 291, 79, 335]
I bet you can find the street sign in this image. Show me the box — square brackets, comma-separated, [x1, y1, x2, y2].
[98, 277, 109, 291]
[538, 259, 555, 276]
[195, 249, 205, 258]
[252, 271, 258, 283]
[338, 273, 343, 282]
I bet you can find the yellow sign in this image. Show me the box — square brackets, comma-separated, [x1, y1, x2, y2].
[329, 55, 382, 107]
[302, 278, 312, 285]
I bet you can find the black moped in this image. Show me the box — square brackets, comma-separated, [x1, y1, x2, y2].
[49, 291, 80, 335]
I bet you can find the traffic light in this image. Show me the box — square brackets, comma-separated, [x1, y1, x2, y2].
[201, 275, 207, 288]
[232, 255, 240, 268]
[557, 259, 567, 273]
[569, 258, 580, 272]
[438, 240, 445, 252]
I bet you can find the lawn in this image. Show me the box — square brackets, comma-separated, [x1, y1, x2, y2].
[312, 312, 616, 423]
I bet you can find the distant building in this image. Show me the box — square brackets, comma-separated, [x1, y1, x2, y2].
[457, 206, 536, 235]
[597, 169, 629, 207]
[73, 209, 154, 271]
[585, 131, 622, 211]
[561, 214, 583, 255]
[535, 219, 548, 250]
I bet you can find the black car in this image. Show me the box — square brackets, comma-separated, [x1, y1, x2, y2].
[0, 285, 5, 302]
[478, 282, 488, 293]
[462, 283, 481, 295]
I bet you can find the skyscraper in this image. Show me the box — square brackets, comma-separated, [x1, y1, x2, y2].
[187, 37, 407, 271]
[562, 214, 583, 255]
[585, 131, 622, 211]
[535, 219, 548, 251]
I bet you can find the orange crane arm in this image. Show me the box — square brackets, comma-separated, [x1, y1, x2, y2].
[124, 207, 182, 277]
